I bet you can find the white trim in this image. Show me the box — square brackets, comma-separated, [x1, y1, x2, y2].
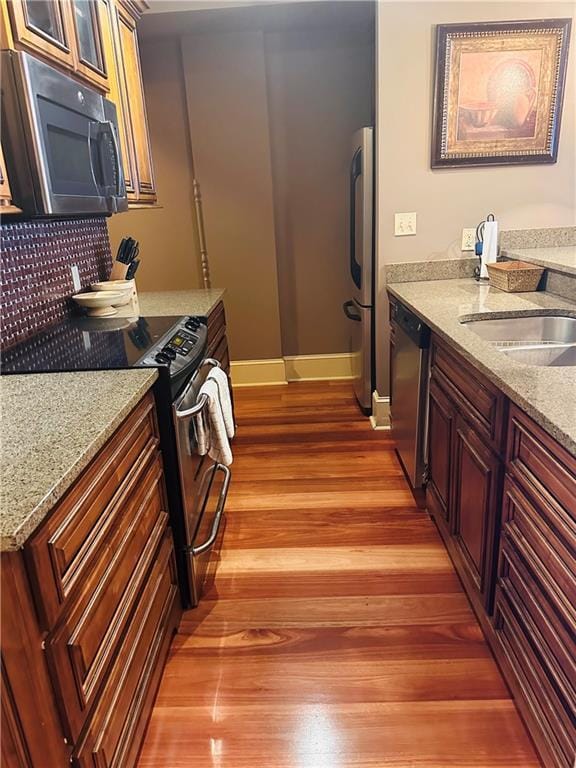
[284, 353, 354, 382]
[230, 359, 287, 387]
[370, 390, 390, 430]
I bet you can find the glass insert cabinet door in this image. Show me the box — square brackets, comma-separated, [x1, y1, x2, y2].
[8, 0, 75, 67]
[73, 0, 104, 72]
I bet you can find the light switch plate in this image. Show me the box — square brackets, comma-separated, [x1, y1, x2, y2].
[461, 228, 476, 251]
[394, 212, 417, 236]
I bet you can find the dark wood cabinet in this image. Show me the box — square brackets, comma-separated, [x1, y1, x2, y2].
[426, 336, 505, 612]
[206, 300, 231, 377]
[418, 328, 575, 768]
[427, 376, 454, 528]
[451, 414, 502, 609]
[1, 391, 180, 768]
[493, 406, 576, 768]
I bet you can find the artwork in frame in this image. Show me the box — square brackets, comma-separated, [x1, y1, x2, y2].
[431, 19, 572, 168]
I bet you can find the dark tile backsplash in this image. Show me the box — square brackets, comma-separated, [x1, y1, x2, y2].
[1, 217, 112, 351]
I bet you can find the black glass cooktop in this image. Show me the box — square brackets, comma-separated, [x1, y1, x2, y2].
[1, 315, 186, 374]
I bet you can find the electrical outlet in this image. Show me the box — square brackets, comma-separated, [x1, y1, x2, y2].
[461, 228, 476, 251]
[394, 212, 417, 237]
[71, 265, 81, 292]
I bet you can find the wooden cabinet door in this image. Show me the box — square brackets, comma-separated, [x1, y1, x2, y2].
[452, 415, 502, 610]
[70, 0, 109, 90]
[426, 376, 455, 529]
[0, 143, 20, 214]
[7, 0, 76, 69]
[112, 0, 156, 204]
[99, 0, 137, 197]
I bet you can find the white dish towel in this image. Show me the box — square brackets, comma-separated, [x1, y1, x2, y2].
[207, 366, 235, 439]
[196, 379, 233, 467]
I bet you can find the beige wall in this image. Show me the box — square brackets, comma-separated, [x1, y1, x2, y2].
[107, 38, 203, 292]
[181, 29, 284, 361]
[265, 25, 373, 356]
[375, 1, 576, 395]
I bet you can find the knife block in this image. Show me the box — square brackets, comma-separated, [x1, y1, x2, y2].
[115, 281, 140, 318]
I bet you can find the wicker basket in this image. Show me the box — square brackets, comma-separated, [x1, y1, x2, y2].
[487, 261, 544, 293]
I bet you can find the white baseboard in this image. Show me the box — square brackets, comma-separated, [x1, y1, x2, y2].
[230, 353, 355, 387]
[230, 359, 287, 387]
[284, 353, 354, 382]
[370, 390, 390, 430]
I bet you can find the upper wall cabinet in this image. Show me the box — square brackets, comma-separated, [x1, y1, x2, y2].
[1, 0, 157, 207]
[109, 0, 156, 205]
[3, 0, 109, 90]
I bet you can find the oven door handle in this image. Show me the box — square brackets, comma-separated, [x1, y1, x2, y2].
[191, 464, 231, 556]
[174, 358, 221, 419]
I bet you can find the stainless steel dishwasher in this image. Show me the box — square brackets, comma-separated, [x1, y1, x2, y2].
[390, 300, 431, 489]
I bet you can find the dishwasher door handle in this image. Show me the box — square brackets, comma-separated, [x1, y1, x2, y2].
[343, 300, 361, 322]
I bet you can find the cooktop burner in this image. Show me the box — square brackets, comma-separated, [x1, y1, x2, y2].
[1, 315, 206, 378]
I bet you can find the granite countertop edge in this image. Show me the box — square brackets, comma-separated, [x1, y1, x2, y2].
[137, 288, 226, 317]
[386, 281, 576, 457]
[1, 370, 158, 552]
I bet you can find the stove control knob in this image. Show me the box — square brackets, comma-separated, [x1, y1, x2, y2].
[155, 352, 171, 365]
[185, 320, 198, 331]
[162, 346, 177, 360]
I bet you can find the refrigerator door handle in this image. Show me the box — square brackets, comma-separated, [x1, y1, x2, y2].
[343, 300, 361, 322]
[349, 147, 362, 290]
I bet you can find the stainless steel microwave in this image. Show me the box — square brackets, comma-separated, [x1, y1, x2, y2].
[1, 50, 127, 216]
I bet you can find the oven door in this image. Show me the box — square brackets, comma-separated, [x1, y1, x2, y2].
[173, 362, 231, 606]
[3, 51, 126, 215]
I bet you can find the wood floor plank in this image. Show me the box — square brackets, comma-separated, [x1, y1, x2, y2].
[137, 381, 540, 767]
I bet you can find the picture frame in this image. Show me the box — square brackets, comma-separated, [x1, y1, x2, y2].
[431, 18, 572, 168]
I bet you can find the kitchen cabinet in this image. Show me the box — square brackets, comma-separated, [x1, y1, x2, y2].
[1, 391, 180, 767]
[494, 406, 576, 768]
[206, 300, 231, 375]
[4, 0, 76, 70]
[426, 336, 506, 612]
[1, 0, 157, 207]
[419, 330, 575, 768]
[0, 143, 20, 213]
[109, 0, 156, 205]
[427, 376, 454, 527]
[3, 0, 109, 90]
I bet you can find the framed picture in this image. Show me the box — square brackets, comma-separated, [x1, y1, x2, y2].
[431, 19, 572, 168]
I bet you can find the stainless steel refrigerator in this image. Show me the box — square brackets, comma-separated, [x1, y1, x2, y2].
[343, 126, 374, 413]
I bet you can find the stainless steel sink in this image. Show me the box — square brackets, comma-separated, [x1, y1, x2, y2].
[501, 345, 576, 367]
[460, 313, 576, 366]
[462, 315, 576, 345]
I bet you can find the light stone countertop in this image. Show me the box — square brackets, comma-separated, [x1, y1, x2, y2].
[138, 288, 225, 317]
[0, 369, 157, 551]
[502, 245, 576, 276]
[386, 278, 576, 457]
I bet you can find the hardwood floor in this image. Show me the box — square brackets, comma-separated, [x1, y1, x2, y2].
[138, 381, 540, 767]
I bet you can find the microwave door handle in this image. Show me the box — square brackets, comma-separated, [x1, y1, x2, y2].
[102, 120, 125, 198]
[106, 120, 126, 197]
[87, 122, 99, 192]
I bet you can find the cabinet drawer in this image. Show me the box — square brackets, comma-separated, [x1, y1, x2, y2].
[46, 455, 168, 742]
[507, 405, 576, 537]
[206, 301, 226, 348]
[494, 591, 575, 768]
[73, 532, 178, 768]
[431, 337, 506, 454]
[499, 540, 576, 697]
[502, 477, 575, 629]
[25, 394, 159, 630]
[211, 335, 230, 375]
